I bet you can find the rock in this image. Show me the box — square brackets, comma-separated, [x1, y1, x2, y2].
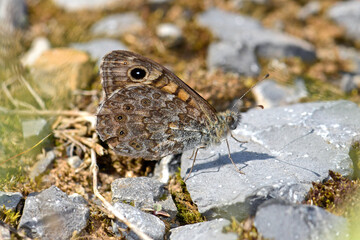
[29, 48, 93, 107]
[0, 0, 27, 31]
[297, 1, 321, 20]
[156, 23, 183, 48]
[197, 8, 316, 69]
[21, 118, 48, 139]
[21, 37, 51, 66]
[0, 192, 23, 211]
[170, 218, 237, 240]
[340, 73, 360, 93]
[328, 1, 360, 41]
[252, 78, 308, 108]
[112, 202, 165, 240]
[153, 155, 181, 183]
[338, 46, 360, 74]
[18, 186, 89, 240]
[52, 0, 122, 12]
[254, 200, 349, 240]
[207, 41, 260, 76]
[91, 13, 144, 37]
[0, 225, 10, 240]
[70, 38, 127, 66]
[112, 177, 177, 218]
[67, 156, 83, 169]
[29, 150, 57, 179]
[181, 100, 360, 219]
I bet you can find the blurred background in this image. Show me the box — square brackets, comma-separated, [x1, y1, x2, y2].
[0, 0, 359, 238]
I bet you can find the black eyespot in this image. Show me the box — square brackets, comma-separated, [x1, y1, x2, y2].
[118, 116, 122, 120]
[130, 68, 147, 80]
[141, 98, 151, 107]
[123, 104, 134, 112]
[119, 129, 128, 137]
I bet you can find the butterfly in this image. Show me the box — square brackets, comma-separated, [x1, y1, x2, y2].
[96, 50, 244, 179]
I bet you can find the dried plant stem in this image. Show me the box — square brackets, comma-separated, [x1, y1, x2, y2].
[0, 107, 92, 117]
[19, 76, 46, 110]
[90, 148, 152, 240]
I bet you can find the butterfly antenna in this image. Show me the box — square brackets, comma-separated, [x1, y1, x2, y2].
[239, 73, 269, 101]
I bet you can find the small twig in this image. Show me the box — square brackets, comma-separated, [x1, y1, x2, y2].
[54, 131, 88, 153]
[2, 81, 38, 110]
[0, 107, 93, 117]
[19, 76, 46, 110]
[90, 139, 152, 240]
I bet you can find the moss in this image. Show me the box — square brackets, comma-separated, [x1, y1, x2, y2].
[0, 206, 21, 228]
[350, 141, 360, 179]
[223, 217, 267, 240]
[169, 170, 205, 225]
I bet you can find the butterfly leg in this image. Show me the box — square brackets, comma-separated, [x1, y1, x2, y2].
[188, 149, 196, 160]
[226, 138, 245, 175]
[184, 146, 206, 181]
[230, 132, 247, 144]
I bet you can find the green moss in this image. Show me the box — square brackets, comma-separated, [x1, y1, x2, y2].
[169, 170, 205, 225]
[223, 217, 267, 240]
[0, 206, 21, 227]
[350, 141, 360, 179]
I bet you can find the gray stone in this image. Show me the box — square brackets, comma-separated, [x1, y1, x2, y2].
[156, 23, 183, 48]
[338, 46, 360, 74]
[297, 1, 321, 20]
[252, 78, 308, 108]
[0, 225, 10, 240]
[340, 73, 360, 93]
[112, 177, 177, 218]
[21, 118, 48, 139]
[0, 192, 23, 211]
[67, 156, 83, 169]
[207, 41, 260, 76]
[0, 0, 27, 31]
[181, 100, 359, 219]
[70, 38, 127, 66]
[21, 37, 51, 66]
[328, 1, 360, 41]
[170, 218, 237, 240]
[91, 13, 144, 37]
[52, 0, 122, 11]
[197, 8, 316, 65]
[18, 186, 89, 240]
[29, 150, 56, 179]
[112, 202, 165, 240]
[254, 200, 349, 240]
[153, 155, 181, 183]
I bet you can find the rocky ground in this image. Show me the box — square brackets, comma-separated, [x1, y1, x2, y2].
[0, 0, 360, 239]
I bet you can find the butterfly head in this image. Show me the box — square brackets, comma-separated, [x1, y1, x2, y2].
[220, 111, 241, 130]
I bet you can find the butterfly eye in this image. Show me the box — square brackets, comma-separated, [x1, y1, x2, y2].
[129, 66, 148, 81]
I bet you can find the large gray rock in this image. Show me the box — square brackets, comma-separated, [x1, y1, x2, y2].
[181, 100, 359, 219]
[70, 38, 127, 66]
[112, 202, 165, 240]
[112, 177, 177, 218]
[91, 13, 144, 37]
[207, 41, 260, 76]
[328, 1, 360, 41]
[197, 8, 316, 75]
[18, 186, 89, 240]
[254, 200, 349, 240]
[0, 192, 23, 211]
[170, 218, 237, 240]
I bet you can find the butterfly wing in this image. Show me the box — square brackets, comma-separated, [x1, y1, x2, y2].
[96, 50, 218, 159]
